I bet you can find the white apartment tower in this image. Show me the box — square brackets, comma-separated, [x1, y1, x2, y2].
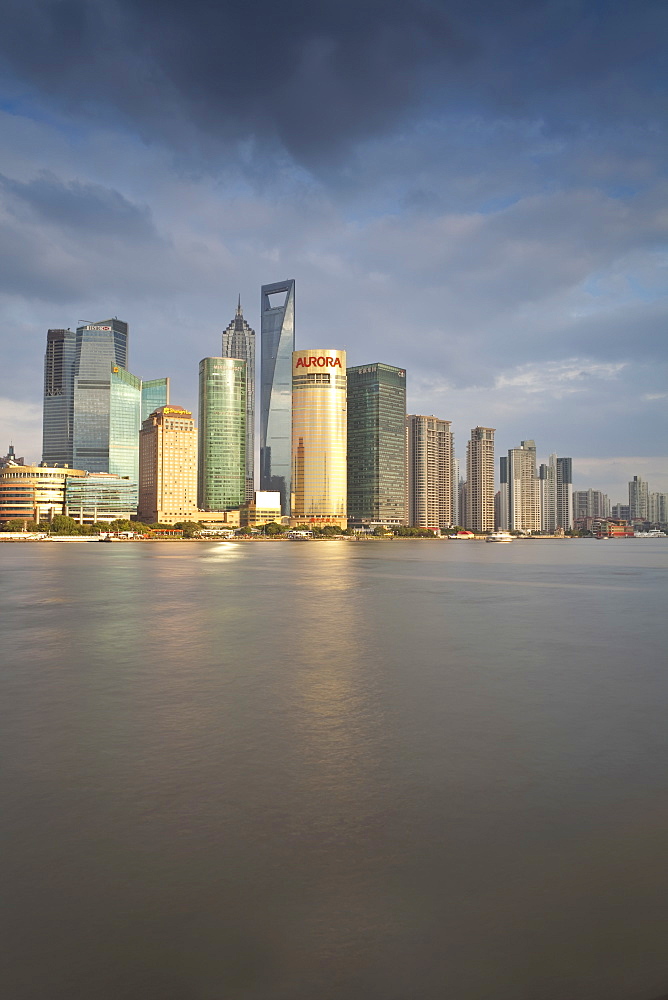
[466, 426, 495, 532]
[508, 440, 541, 532]
[407, 415, 454, 530]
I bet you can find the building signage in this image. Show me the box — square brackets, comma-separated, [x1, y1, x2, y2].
[295, 356, 342, 369]
[83, 325, 112, 331]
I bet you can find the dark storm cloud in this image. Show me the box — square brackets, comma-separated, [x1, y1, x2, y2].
[0, 171, 157, 238]
[0, 0, 664, 168]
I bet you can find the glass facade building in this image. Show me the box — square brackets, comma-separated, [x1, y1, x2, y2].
[65, 473, 138, 523]
[260, 280, 295, 514]
[198, 358, 246, 511]
[73, 319, 129, 472]
[292, 349, 347, 527]
[42, 328, 76, 467]
[108, 368, 169, 481]
[222, 299, 256, 502]
[141, 379, 171, 424]
[347, 363, 407, 526]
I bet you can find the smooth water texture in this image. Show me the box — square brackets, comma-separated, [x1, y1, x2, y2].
[1, 540, 667, 1000]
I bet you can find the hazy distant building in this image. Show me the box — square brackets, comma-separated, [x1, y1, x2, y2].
[292, 349, 347, 528]
[573, 489, 610, 520]
[407, 415, 454, 530]
[198, 357, 246, 511]
[222, 299, 256, 502]
[42, 328, 77, 467]
[1, 445, 24, 468]
[612, 503, 630, 520]
[347, 363, 407, 527]
[649, 492, 668, 524]
[539, 454, 573, 531]
[260, 280, 295, 514]
[508, 440, 540, 532]
[139, 405, 198, 525]
[629, 475, 649, 519]
[466, 426, 495, 532]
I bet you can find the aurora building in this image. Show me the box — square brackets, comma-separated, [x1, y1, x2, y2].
[347, 363, 407, 527]
[260, 280, 295, 514]
[222, 299, 255, 502]
[198, 358, 246, 511]
[292, 350, 347, 528]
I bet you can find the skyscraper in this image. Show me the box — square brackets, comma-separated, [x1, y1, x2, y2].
[42, 328, 76, 466]
[629, 475, 649, 519]
[72, 319, 129, 473]
[466, 426, 495, 532]
[508, 440, 540, 532]
[556, 456, 573, 529]
[260, 280, 295, 514]
[292, 349, 347, 528]
[498, 455, 509, 529]
[139, 405, 198, 525]
[198, 357, 246, 511]
[573, 489, 610, 519]
[347, 363, 407, 527]
[222, 298, 256, 502]
[406, 415, 454, 530]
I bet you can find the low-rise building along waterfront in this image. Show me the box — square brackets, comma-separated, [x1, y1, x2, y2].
[0, 464, 86, 523]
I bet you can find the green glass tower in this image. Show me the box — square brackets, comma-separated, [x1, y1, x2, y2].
[198, 357, 246, 511]
[109, 367, 169, 481]
[347, 363, 407, 527]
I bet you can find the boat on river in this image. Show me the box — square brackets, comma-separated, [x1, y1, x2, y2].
[486, 531, 514, 543]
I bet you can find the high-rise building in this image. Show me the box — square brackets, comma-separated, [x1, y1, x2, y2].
[466, 427, 495, 532]
[649, 492, 668, 524]
[539, 457, 556, 533]
[347, 363, 407, 527]
[498, 455, 509, 529]
[42, 328, 77, 467]
[108, 367, 169, 481]
[138, 405, 198, 525]
[452, 458, 461, 526]
[72, 319, 129, 473]
[291, 349, 347, 528]
[198, 357, 246, 511]
[629, 475, 649, 519]
[573, 489, 610, 520]
[260, 280, 295, 514]
[406, 415, 454, 530]
[508, 440, 540, 532]
[222, 298, 256, 502]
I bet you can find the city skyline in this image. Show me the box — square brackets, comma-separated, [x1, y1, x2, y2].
[0, 3, 664, 503]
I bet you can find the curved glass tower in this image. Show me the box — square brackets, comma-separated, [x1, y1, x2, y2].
[198, 357, 246, 511]
[260, 280, 295, 514]
[292, 349, 347, 528]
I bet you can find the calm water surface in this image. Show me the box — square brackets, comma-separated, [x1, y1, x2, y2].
[1, 539, 667, 1000]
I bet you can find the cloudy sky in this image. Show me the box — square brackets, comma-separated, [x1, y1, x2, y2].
[0, 0, 666, 501]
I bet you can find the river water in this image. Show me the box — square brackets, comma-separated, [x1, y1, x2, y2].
[1, 539, 667, 1000]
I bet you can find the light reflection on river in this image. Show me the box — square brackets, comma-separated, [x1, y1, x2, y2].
[1, 539, 667, 1000]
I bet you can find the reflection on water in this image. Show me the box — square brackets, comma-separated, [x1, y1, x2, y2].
[0, 540, 667, 1000]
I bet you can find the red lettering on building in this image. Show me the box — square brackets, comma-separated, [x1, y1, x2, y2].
[295, 354, 343, 369]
